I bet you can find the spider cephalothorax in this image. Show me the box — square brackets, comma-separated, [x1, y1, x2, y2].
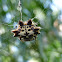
[12, 19, 41, 42]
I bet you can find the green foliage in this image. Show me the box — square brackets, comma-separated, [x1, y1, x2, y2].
[0, 0, 62, 62]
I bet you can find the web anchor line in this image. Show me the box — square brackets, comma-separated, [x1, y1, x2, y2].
[17, 0, 22, 21]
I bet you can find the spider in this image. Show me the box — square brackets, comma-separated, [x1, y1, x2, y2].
[12, 19, 41, 42]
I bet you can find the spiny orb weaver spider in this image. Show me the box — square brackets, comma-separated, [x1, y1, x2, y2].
[12, 19, 41, 42]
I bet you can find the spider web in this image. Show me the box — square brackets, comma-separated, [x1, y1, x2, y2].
[0, 0, 41, 60]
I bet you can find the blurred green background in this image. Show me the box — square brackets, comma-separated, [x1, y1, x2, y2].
[0, 0, 62, 62]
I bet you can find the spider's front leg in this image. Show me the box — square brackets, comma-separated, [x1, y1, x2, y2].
[19, 36, 25, 42]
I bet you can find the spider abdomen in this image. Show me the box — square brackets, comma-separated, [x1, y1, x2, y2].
[12, 19, 41, 42]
